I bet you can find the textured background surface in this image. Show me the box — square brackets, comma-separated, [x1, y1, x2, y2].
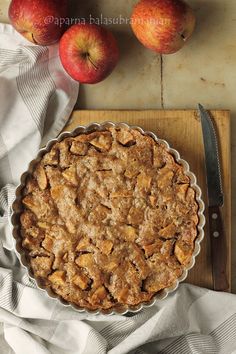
[0, 0, 235, 291]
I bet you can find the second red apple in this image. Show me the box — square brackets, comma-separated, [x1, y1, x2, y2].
[131, 0, 196, 54]
[59, 24, 119, 84]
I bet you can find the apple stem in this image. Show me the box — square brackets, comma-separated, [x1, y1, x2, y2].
[31, 33, 38, 45]
[87, 54, 99, 70]
[179, 33, 186, 41]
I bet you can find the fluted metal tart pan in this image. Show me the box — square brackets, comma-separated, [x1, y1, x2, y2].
[11, 122, 205, 315]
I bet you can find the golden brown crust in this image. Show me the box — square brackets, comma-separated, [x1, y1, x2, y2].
[20, 127, 199, 311]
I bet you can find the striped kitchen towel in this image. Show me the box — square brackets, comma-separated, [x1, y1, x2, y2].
[0, 23, 236, 354]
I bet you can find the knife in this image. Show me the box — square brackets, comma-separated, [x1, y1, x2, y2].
[198, 104, 229, 291]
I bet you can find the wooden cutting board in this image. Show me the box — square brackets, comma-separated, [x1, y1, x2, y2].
[65, 110, 231, 291]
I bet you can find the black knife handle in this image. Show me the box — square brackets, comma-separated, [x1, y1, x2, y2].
[209, 205, 229, 291]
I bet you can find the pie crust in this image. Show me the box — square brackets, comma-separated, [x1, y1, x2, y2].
[19, 126, 199, 311]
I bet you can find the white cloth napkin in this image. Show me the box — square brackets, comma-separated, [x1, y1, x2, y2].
[0, 23, 236, 354]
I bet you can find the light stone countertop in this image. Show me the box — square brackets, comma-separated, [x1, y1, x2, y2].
[0, 0, 235, 291]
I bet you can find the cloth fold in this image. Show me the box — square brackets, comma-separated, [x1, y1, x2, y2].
[0, 23, 236, 354]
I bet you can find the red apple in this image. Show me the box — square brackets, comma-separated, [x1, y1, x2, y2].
[9, 0, 68, 45]
[131, 0, 196, 54]
[59, 24, 119, 84]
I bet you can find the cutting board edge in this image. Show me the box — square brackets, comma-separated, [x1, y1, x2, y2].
[70, 109, 231, 112]
[69, 109, 231, 117]
[226, 113, 232, 290]
[68, 109, 231, 129]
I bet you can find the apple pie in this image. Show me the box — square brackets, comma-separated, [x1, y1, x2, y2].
[19, 126, 199, 311]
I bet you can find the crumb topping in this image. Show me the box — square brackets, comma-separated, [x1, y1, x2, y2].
[20, 127, 199, 311]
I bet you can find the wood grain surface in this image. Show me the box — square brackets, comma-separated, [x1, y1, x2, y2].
[65, 110, 231, 291]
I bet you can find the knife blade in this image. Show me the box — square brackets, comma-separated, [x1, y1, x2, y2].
[198, 104, 229, 291]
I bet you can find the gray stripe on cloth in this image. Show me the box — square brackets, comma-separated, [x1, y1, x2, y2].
[0, 184, 16, 218]
[101, 307, 157, 351]
[83, 329, 107, 354]
[158, 334, 217, 354]
[16, 46, 56, 136]
[157, 315, 236, 354]
[0, 271, 25, 312]
[0, 242, 18, 269]
[185, 333, 217, 354]
[0, 187, 8, 215]
[159, 335, 194, 354]
[21, 273, 37, 289]
[0, 135, 13, 189]
[211, 313, 236, 353]
[0, 48, 25, 67]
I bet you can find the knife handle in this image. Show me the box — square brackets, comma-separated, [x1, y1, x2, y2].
[209, 206, 229, 291]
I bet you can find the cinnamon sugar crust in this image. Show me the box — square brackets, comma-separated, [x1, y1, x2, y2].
[20, 127, 199, 311]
